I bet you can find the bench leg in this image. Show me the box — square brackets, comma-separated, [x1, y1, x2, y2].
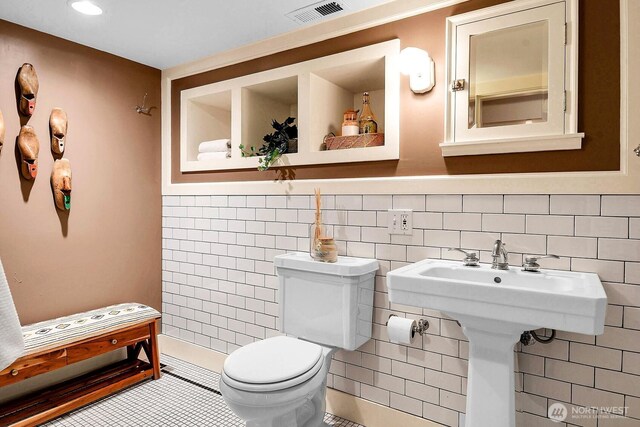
[149, 320, 161, 380]
[127, 342, 143, 360]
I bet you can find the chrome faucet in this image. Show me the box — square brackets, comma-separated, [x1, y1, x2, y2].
[492, 240, 509, 270]
[448, 248, 480, 267]
[522, 254, 560, 272]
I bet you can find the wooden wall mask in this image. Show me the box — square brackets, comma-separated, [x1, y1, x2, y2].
[17, 63, 39, 117]
[0, 110, 5, 152]
[49, 108, 68, 155]
[18, 125, 39, 179]
[51, 158, 72, 210]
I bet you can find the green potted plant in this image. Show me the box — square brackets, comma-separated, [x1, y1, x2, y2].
[240, 117, 298, 171]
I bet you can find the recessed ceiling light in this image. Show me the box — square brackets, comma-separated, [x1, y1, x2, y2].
[70, 1, 103, 16]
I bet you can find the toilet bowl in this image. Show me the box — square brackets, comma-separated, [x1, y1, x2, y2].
[220, 253, 378, 427]
[219, 336, 336, 427]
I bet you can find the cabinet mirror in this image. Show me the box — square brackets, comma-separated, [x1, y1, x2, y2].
[468, 20, 549, 129]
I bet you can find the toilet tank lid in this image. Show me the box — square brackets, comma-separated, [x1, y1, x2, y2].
[274, 252, 378, 276]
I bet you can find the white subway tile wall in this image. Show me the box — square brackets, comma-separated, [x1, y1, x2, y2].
[162, 194, 640, 427]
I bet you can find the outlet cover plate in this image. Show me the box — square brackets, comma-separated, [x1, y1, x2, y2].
[388, 209, 413, 235]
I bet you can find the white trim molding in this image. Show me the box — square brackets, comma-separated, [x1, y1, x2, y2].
[161, 0, 638, 195]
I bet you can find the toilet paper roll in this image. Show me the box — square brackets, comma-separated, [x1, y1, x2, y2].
[387, 316, 416, 345]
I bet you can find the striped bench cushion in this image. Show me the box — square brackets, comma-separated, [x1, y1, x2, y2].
[21, 303, 160, 356]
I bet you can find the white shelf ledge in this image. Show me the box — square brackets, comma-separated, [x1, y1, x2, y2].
[439, 133, 584, 157]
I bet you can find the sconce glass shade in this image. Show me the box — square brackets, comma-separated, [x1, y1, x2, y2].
[400, 47, 435, 94]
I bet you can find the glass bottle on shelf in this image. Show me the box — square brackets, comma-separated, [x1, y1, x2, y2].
[358, 92, 378, 134]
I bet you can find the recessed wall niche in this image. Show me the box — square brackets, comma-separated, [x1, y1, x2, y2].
[179, 40, 399, 173]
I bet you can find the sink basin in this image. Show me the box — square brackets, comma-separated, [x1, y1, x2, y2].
[387, 259, 607, 427]
[388, 259, 607, 335]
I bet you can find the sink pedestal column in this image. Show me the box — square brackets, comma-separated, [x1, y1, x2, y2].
[461, 324, 522, 427]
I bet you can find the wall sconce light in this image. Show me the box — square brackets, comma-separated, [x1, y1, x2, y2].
[400, 47, 435, 94]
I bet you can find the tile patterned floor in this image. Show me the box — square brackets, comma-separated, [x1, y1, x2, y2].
[43, 355, 364, 427]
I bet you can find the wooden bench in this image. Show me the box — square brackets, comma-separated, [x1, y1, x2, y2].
[0, 303, 161, 427]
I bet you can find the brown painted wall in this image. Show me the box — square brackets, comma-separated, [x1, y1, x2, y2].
[0, 21, 162, 325]
[171, 0, 620, 183]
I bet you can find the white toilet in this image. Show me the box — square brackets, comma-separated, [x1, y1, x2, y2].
[219, 252, 378, 427]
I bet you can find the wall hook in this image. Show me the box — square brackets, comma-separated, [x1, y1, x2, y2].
[135, 93, 155, 115]
[634, 144, 640, 157]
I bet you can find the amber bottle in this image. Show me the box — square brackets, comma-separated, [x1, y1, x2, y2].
[358, 92, 378, 134]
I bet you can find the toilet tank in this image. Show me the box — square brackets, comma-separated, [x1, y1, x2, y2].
[274, 253, 378, 351]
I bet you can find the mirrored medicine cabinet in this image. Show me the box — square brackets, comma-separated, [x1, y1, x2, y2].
[441, 0, 583, 157]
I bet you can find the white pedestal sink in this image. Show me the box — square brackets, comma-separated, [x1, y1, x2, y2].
[387, 259, 607, 427]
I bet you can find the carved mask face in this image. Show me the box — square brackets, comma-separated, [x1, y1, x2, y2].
[50, 108, 68, 154]
[17, 63, 39, 117]
[0, 110, 5, 152]
[51, 159, 72, 210]
[18, 125, 40, 180]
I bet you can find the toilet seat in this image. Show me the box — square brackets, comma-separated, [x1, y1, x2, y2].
[222, 336, 324, 392]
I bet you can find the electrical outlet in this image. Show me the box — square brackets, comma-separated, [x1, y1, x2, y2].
[388, 209, 413, 235]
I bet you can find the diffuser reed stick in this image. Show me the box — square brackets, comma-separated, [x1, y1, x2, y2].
[310, 188, 337, 262]
[314, 188, 322, 241]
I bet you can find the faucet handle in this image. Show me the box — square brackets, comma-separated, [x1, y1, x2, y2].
[522, 254, 560, 272]
[448, 248, 480, 266]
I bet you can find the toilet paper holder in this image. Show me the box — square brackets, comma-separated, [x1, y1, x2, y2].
[386, 314, 429, 337]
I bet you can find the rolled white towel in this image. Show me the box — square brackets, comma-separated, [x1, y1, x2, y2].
[197, 151, 230, 161]
[0, 259, 24, 371]
[199, 139, 231, 153]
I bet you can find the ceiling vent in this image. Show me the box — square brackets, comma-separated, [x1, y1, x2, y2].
[286, 1, 349, 24]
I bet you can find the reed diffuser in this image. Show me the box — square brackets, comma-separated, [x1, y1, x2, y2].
[310, 188, 337, 263]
